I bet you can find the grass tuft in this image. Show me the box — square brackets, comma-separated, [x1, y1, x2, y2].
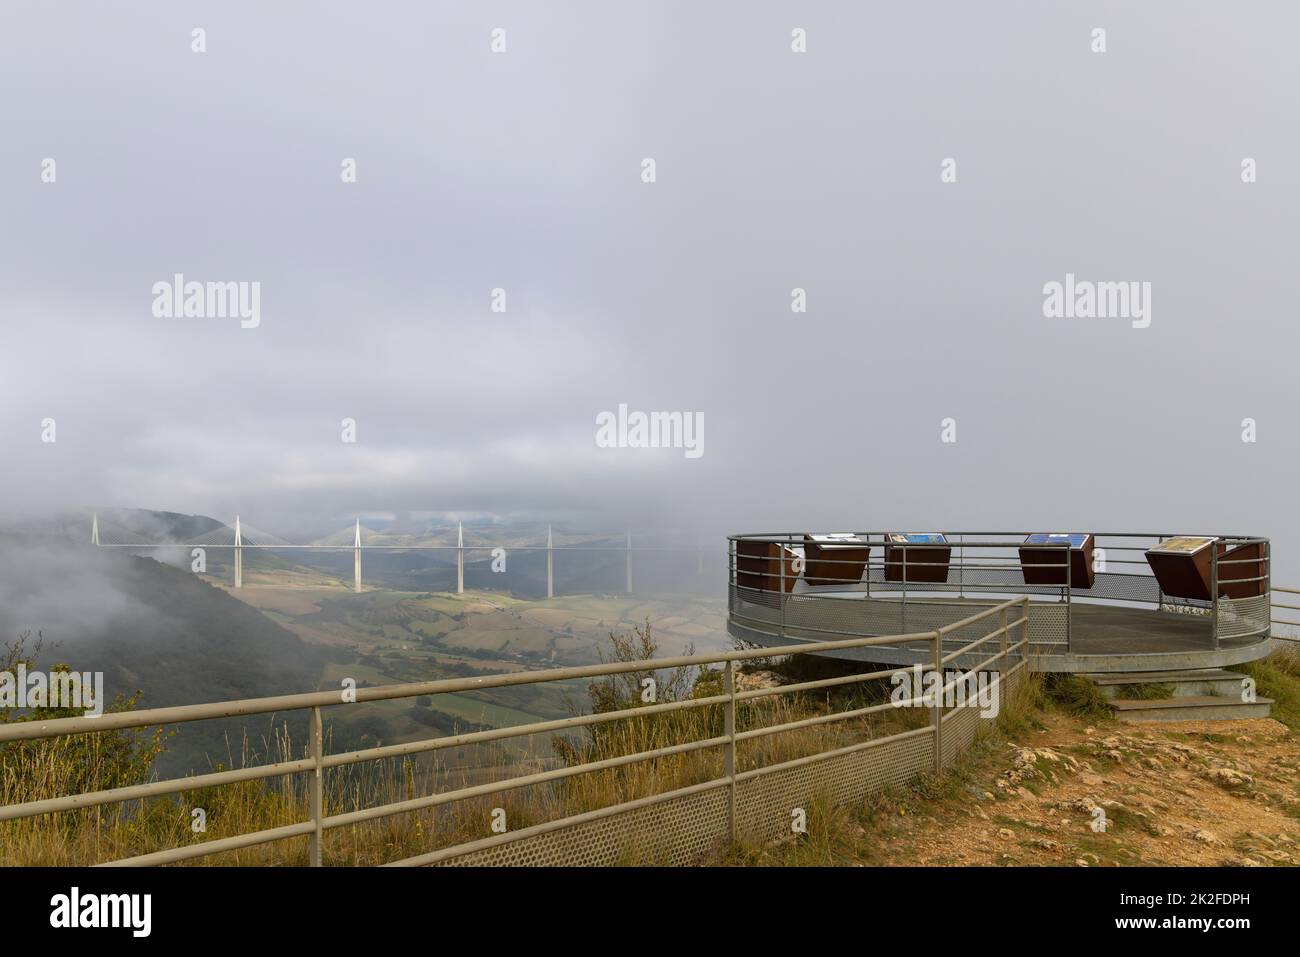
[1041, 674, 1113, 720]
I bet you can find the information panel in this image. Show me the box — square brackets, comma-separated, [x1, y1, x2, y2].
[883, 532, 951, 583]
[736, 540, 803, 594]
[1145, 536, 1216, 601]
[1020, 532, 1096, 588]
[802, 533, 871, 587]
[1024, 533, 1090, 549]
[1148, 536, 1215, 556]
[1145, 536, 1264, 600]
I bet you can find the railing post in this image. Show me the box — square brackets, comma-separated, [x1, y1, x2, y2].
[864, 534, 871, 598]
[1063, 542, 1072, 651]
[931, 630, 943, 774]
[309, 706, 323, 867]
[1000, 605, 1008, 664]
[957, 533, 963, 598]
[778, 541, 786, 638]
[901, 545, 908, 633]
[1211, 544, 1220, 650]
[1265, 537, 1272, 604]
[1155, 536, 1164, 610]
[724, 659, 737, 845]
[1265, 539, 1272, 640]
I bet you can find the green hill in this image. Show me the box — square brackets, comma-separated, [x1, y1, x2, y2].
[0, 538, 334, 776]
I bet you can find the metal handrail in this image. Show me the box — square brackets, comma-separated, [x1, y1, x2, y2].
[729, 531, 1276, 655]
[0, 597, 1030, 866]
[1270, 584, 1300, 640]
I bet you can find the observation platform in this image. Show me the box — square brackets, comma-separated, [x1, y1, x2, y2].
[727, 532, 1274, 674]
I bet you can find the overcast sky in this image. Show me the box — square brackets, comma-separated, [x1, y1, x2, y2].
[2, 2, 1298, 573]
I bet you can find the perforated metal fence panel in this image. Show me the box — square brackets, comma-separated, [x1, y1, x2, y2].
[434, 665, 1026, 867]
[1026, 603, 1069, 646]
[734, 728, 935, 845]
[438, 785, 732, 867]
[1217, 593, 1270, 644]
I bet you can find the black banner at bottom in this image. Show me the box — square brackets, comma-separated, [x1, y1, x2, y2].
[1, 865, 1282, 944]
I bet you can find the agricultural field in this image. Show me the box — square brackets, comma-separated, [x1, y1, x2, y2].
[224, 573, 730, 762]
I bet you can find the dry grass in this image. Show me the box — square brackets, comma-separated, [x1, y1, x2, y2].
[0, 694, 916, 865]
[0, 623, 975, 866]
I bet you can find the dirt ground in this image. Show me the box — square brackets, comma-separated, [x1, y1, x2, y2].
[866, 714, 1300, 866]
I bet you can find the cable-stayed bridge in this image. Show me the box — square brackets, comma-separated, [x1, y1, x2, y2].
[88, 511, 708, 596]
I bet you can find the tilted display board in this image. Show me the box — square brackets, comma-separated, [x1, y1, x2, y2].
[1019, 533, 1096, 588]
[802, 533, 871, 587]
[735, 539, 804, 593]
[1145, 536, 1216, 601]
[883, 533, 951, 583]
[1145, 536, 1266, 601]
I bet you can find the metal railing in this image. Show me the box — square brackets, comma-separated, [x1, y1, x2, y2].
[0, 598, 1029, 867]
[1270, 586, 1300, 641]
[727, 531, 1273, 653]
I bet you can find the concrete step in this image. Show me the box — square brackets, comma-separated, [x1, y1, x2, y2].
[1109, 695, 1274, 723]
[1085, 669, 1248, 700]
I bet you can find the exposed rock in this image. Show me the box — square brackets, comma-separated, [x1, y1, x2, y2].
[1204, 767, 1253, 789]
[733, 670, 782, 692]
